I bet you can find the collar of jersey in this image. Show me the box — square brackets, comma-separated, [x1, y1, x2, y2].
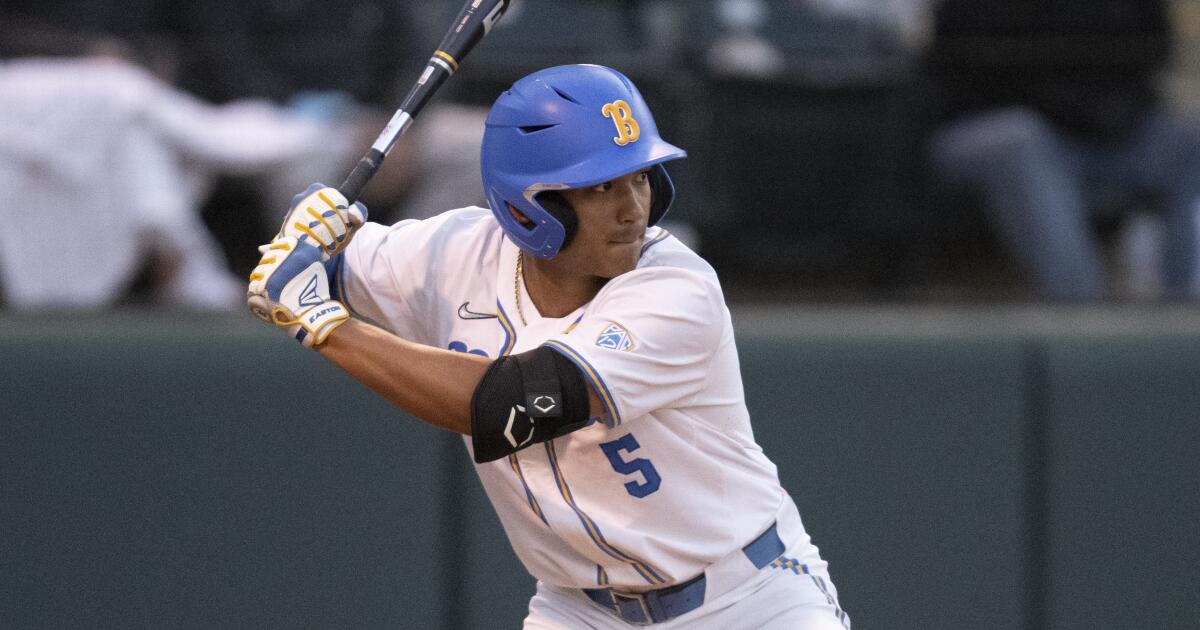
[498, 237, 589, 330]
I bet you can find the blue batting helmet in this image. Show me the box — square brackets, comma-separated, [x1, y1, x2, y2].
[481, 64, 687, 259]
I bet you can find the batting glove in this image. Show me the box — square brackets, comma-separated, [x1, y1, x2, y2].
[277, 183, 368, 260]
[247, 236, 349, 347]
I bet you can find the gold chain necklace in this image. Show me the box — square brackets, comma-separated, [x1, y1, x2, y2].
[514, 251, 527, 326]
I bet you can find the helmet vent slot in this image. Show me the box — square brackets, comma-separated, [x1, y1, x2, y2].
[518, 124, 557, 135]
[551, 87, 581, 104]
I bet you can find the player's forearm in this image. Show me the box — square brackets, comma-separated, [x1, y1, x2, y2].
[316, 318, 488, 435]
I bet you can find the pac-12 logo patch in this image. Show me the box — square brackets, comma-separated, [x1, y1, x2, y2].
[601, 100, 640, 146]
[596, 322, 635, 351]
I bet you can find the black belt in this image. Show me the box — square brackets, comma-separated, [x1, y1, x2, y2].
[583, 522, 784, 625]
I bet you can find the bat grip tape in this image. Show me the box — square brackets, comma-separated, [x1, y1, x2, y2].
[338, 149, 383, 203]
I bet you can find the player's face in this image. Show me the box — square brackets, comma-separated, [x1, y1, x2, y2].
[555, 169, 652, 279]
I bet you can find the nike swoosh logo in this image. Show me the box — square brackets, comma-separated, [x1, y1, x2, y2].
[458, 302, 498, 320]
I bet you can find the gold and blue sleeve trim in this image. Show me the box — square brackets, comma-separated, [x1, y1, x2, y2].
[542, 340, 622, 428]
[545, 441, 665, 585]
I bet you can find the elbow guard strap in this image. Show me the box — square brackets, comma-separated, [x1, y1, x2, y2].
[470, 346, 591, 463]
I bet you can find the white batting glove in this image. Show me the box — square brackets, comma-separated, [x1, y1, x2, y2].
[277, 183, 368, 260]
[247, 236, 349, 347]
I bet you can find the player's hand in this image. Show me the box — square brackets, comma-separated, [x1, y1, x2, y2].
[246, 235, 349, 348]
[277, 183, 368, 260]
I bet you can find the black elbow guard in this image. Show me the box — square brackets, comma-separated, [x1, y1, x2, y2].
[470, 346, 591, 463]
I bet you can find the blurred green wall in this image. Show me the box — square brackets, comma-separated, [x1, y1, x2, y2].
[2, 309, 1197, 630]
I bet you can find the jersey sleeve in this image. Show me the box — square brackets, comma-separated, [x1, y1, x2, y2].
[330, 208, 498, 344]
[541, 266, 727, 428]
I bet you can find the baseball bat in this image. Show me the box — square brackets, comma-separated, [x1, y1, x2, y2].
[338, 0, 512, 202]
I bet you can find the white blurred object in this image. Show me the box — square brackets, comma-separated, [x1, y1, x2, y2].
[803, 0, 935, 52]
[1115, 211, 1165, 301]
[659, 220, 702, 253]
[716, 0, 769, 29]
[399, 103, 489, 220]
[1193, 199, 1200, 297]
[707, 35, 787, 78]
[708, 0, 786, 78]
[0, 57, 354, 310]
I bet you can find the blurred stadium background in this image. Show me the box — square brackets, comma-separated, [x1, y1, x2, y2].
[2, 1, 1199, 629]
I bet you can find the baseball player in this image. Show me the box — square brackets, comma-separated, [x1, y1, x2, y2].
[247, 64, 849, 629]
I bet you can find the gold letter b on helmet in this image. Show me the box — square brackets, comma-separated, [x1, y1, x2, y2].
[601, 100, 640, 146]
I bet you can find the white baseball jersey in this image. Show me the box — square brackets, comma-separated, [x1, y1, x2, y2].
[334, 207, 823, 591]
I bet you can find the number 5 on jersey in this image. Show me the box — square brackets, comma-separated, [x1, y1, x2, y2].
[599, 433, 661, 498]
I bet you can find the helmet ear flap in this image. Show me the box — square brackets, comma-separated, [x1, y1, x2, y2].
[647, 163, 676, 227]
[535, 191, 579, 251]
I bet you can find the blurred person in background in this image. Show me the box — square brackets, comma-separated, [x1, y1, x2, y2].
[0, 1, 480, 309]
[926, 0, 1200, 301]
[149, 0, 488, 226]
[0, 5, 373, 310]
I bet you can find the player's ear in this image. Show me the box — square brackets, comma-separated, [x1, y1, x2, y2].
[507, 203, 535, 229]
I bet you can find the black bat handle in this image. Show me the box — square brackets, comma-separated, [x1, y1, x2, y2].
[336, 66, 448, 204]
[335, 0, 510, 204]
[339, 149, 384, 203]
